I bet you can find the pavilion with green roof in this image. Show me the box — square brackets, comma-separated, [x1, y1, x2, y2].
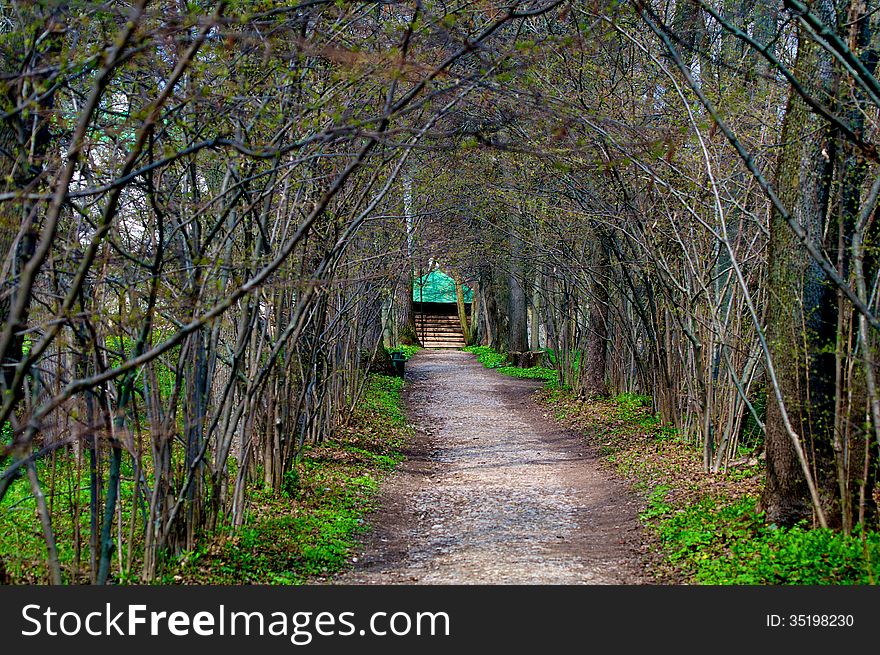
[413, 269, 473, 306]
[412, 269, 472, 347]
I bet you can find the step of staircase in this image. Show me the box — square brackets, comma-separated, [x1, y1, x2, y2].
[415, 313, 466, 349]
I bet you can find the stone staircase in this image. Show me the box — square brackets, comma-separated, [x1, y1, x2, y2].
[415, 313, 466, 349]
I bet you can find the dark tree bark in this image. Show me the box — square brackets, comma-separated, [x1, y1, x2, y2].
[469, 279, 483, 346]
[477, 264, 502, 350]
[395, 271, 420, 346]
[507, 211, 528, 355]
[452, 271, 471, 344]
[763, 20, 835, 526]
[529, 282, 541, 351]
[581, 234, 610, 397]
[0, 6, 63, 404]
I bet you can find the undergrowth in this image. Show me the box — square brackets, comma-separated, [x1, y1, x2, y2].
[462, 345, 508, 369]
[168, 373, 409, 584]
[535, 384, 880, 585]
[642, 489, 880, 584]
[463, 345, 558, 385]
[0, 373, 409, 585]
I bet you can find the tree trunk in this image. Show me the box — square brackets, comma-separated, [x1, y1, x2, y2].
[0, 7, 62, 409]
[397, 170, 420, 346]
[763, 19, 835, 526]
[395, 272, 420, 346]
[529, 271, 542, 351]
[581, 235, 610, 397]
[453, 272, 471, 344]
[479, 264, 501, 350]
[507, 212, 528, 354]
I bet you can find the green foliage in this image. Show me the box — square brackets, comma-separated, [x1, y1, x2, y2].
[165, 371, 410, 584]
[533, 380, 880, 586]
[612, 392, 651, 416]
[542, 348, 582, 370]
[543, 381, 870, 586]
[0, 372, 409, 585]
[0, 452, 142, 583]
[358, 374, 406, 428]
[609, 392, 661, 432]
[342, 446, 400, 470]
[655, 424, 682, 441]
[542, 386, 570, 405]
[640, 485, 673, 521]
[645, 494, 880, 584]
[463, 345, 559, 386]
[281, 468, 300, 499]
[496, 365, 558, 382]
[462, 345, 509, 368]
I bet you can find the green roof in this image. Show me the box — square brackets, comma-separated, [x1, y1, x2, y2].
[413, 269, 472, 304]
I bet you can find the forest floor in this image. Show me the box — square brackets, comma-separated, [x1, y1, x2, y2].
[333, 349, 650, 584]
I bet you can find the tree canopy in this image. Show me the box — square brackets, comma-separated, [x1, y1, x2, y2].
[3, 0, 880, 583]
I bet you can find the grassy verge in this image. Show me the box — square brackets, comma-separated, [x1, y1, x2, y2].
[168, 373, 410, 584]
[0, 372, 410, 585]
[543, 387, 880, 584]
[462, 345, 558, 384]
[467, 345, 880, 584]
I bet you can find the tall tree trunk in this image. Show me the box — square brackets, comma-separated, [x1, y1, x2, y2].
[763, 17, 836, 526]
[396, 169, 420, 346]
[508, 211, 528, 354]
[529, 271, 542, 351]
[479, 264, 501, 350]
[469, 282, 483, 346]
[0, 7, 62, 413]
[395, 272, 420, 346]
[453, 272, 471, 344]
[581, 234, 610, 397]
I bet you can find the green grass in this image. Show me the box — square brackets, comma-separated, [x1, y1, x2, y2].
[644, 493, 880, 584]
[496, 365, 557, 382]
[462, 345, 508, 369]
[167, 373, 409, 584]
[0, 373, 410, 585]
[463, 345, 559, 386]
[612, 392, 657, 426]
[356, 373, 408, 429]
[169, 465, 384, 584]
[0, 450, 143, 584]
[537, 377, 880, 585]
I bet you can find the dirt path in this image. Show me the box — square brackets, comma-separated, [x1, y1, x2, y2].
[335, 350, 649, 584]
